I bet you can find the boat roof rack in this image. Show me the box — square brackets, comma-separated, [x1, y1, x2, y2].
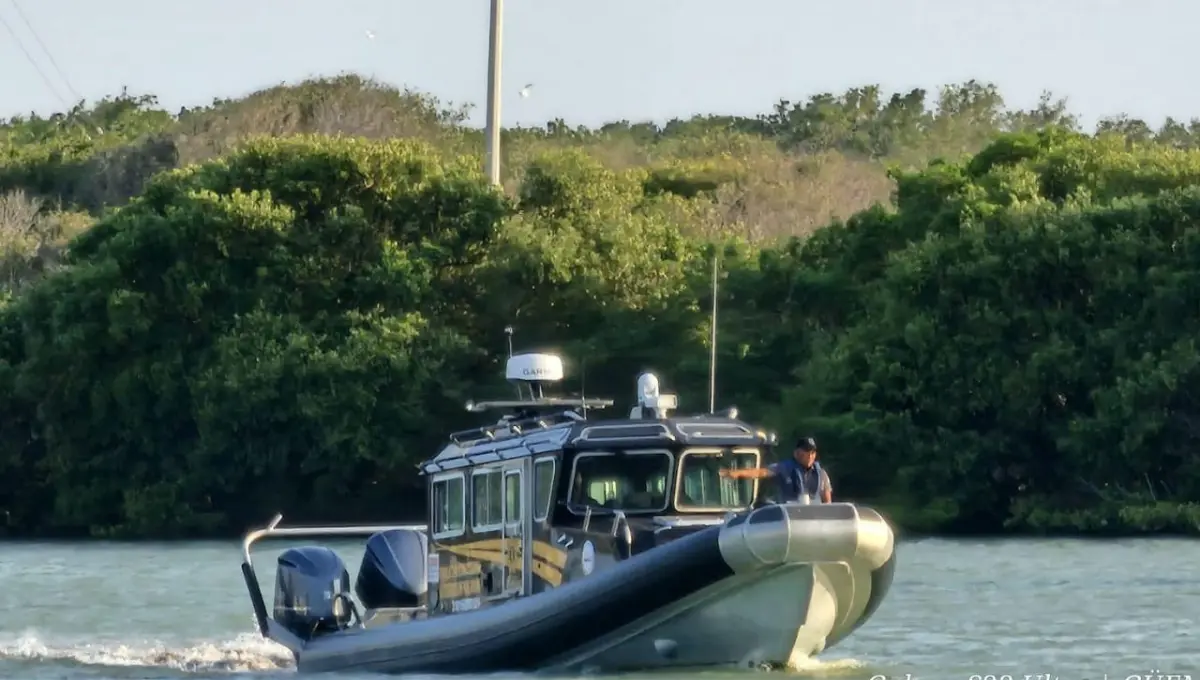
[465, 397, 614, 413]
[444, 350, 616, 449]
[448, 402, 612, 447]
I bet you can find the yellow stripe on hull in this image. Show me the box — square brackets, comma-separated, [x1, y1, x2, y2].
[459, 538, 568, 569]
[438, 540, 566, 587]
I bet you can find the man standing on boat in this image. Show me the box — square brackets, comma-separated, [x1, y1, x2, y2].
[719, 437, 832, 504]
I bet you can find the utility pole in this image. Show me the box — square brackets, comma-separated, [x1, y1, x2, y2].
[484, 0, 504, 186]
[708, 251, 719, 413]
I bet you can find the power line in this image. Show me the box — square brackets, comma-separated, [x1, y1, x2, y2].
[8, 0, 80, 103]
[0, 7, 67, 109]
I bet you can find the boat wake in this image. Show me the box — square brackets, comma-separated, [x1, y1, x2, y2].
[0, 629, 868, 678]
[0, 630, 294, 675]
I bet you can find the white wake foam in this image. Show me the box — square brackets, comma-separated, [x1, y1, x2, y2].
[0, 628, 869, 677]
[0, 630, 294, 674]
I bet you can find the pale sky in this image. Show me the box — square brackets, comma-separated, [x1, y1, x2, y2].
[1, 0, 1194, 130]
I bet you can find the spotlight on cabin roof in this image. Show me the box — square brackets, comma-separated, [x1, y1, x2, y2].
[631, 371, 678, 419]
[505, 353, 564, 383]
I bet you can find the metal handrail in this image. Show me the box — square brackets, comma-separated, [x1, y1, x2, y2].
[241, 513, 428, 563]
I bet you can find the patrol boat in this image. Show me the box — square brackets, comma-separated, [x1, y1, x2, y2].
[237, 352, 897, 674]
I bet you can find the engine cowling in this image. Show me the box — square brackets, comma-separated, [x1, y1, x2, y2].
[355, 529, 428, 610]
[272, 546, 353, 640]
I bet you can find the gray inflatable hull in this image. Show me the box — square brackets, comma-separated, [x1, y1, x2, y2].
[280, 502, 895, 674]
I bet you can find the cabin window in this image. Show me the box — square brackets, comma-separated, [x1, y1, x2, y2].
[471, 469, 504, 531]
[504, 470, 522, 526]
[676, 448, 760, 511]
[533, 458, 555, 521]
[432, 474, 466, 537]
[567, 450, 672, 514]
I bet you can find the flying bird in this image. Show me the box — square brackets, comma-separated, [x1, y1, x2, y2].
[364, 29, 376, 40]
[519, 83, 534, 98]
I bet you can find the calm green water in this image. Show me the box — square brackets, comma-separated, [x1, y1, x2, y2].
[0, 537, 1195, 680]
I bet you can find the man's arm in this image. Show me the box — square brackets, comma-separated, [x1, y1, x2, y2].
[720, 463, 779, 480]
[820, 468, 833, 503]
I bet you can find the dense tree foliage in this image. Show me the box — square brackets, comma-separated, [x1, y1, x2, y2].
[2, 76, 1199, 538]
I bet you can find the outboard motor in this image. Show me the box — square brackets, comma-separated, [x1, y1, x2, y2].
[355, 529, 429, 610]
[273, 546, 353, 640]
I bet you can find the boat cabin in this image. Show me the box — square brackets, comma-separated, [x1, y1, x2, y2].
[417, 352, 780, 615]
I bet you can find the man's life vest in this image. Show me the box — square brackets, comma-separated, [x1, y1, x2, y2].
[776, 458, 826, 503]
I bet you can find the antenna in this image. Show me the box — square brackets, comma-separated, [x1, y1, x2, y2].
[580, 357, 588, 420]
[708, 250, 719, 414]
[504, 325, 520, 399]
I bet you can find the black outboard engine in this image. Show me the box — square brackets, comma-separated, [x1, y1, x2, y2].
[273, 546, 353, 640]
[355, 529, 429, 610]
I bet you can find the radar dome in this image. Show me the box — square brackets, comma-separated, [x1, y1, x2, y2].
[505, 353, 564, 382]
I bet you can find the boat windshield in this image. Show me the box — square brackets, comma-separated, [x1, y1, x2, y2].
[676, 448, 760, 511]
[569, 450, 672, 513]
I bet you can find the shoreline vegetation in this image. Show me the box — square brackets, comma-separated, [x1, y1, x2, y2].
[2, 74, 1199, 541]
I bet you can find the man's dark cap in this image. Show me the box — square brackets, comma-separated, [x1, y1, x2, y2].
[795, 437, 817, 452]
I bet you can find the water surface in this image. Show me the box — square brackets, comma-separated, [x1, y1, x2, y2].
[0, 537, 1194, 680]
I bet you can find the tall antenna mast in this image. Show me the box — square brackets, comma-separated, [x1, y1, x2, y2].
[580, 357, 588, 420]
[708, 251, 719, 414]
